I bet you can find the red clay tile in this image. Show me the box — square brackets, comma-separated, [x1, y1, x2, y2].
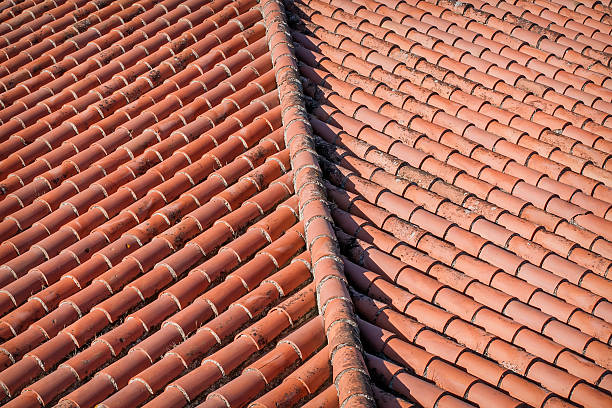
[0, 0, 612, 406]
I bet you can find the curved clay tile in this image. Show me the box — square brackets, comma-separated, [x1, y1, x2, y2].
[0, 0, 611, 407]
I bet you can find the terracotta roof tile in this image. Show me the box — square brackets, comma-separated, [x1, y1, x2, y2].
[288, 0, 612, 403]
[0, 0, 611, 406]
[0, 0, 341, 405]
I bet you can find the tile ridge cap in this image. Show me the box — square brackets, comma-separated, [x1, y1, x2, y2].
[261, 0, 375, 406]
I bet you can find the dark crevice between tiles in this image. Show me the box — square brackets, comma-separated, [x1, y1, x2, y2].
[146, 224, 312, 405]
[314, 154, 431, 404]
[46, 324, 150, 407]
[284, 9, 612, 408]
[187, 298, 319, 407]
[337, 225, 498, 407]
[281, 43, 410, 408]
[122, 243, 312, 408]
[346, 291, 438, 407]
[22, 196, 303, 407]
[321, 163, 602, 406]
[27, 304, 154, 407]
[282, 4, 408, 404]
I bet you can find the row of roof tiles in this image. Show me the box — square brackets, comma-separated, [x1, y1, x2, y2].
[0, 0, 610, 406]
[0, 0, 352, 406]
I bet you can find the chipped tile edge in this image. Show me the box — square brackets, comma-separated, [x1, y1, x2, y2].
[261, 0, 375, 406]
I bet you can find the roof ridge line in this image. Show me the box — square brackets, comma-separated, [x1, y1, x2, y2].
[260, 0, 376, 406]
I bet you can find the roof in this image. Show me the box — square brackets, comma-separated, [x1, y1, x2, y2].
[0, 0, 610, 406]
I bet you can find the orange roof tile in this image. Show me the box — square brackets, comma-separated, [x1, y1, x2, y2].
[0, 0, 611, 406]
